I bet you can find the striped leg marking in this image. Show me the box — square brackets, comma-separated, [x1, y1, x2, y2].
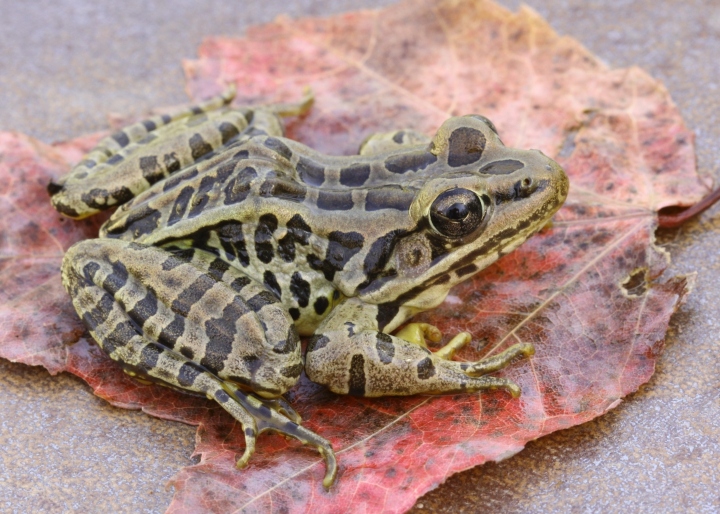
[48, 85, 315, 219]
[62, 238, 337, 488]
[48, 87, 243, 219]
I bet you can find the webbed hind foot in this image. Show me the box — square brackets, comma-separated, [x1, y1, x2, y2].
[223, 385, 337, 489]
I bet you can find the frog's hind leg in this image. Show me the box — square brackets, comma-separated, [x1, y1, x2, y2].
[78, 86, 237, 173]
[61, 238, 337, 488]
[49, 87, 250, 219]
[263, 87, 314, 118]
[305, 298, 534, 398]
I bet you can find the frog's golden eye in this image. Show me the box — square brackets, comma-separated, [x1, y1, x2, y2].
[429, 188, 487, 238]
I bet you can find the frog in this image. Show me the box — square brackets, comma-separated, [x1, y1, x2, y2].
[48, 85, 569, 488]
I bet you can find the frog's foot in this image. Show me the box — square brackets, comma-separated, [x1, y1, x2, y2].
[464, 342, 535, 376]
[457, 342, 535, 398]
[306, 299, 534, 399]
[395, 323, 473, 360]
[394, 322, 442, 348]
[255, 394, 302, 424]
[220, 385, 337, 488]
[394, 323, 533, 397]
[309, 329, 533, 398]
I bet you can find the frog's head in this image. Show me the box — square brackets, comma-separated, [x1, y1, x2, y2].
[356, 115, 568, 315]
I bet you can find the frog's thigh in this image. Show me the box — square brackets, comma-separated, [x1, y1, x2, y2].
[305, 299, 530, 397]
[61, 239, 340, 484]
[61, 239, 302, 398]
[49, 89, 242, 219]
[245, 110, 286, 138]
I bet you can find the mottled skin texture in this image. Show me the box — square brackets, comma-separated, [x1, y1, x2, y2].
[49, 88, 568, 487]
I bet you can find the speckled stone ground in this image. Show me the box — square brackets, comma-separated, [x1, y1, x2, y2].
[1, 1, 718, 513]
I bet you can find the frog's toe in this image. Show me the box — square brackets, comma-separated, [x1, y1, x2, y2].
[395, 322, 442, 347]
[439, 342, 535, 397]
[434, 332, 472, 360]
[224, 385, 338, 488]
[465, 343, 534, 376]
[319, 444, 338, 489]
[263, 415, 337, 488]
[463, 375, 523, 398]
[260, 395, 302, 424]
[235, 431, 257, 469]
[266, 415, 338, 488]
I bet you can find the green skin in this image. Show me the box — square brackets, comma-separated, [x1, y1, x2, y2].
[49, 87, 568, 488]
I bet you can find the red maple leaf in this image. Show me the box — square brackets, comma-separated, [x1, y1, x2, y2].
[0, 0, 709, 512]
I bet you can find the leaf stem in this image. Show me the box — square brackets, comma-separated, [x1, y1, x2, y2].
[658, 185, 720, 228]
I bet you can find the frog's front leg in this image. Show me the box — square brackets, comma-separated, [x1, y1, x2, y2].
[305, 298, 533, 397]
[62, 239, 337, 487]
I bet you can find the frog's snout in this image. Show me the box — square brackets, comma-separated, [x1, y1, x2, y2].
[47, 179, 65, 197]
[550, 158, 570, 203]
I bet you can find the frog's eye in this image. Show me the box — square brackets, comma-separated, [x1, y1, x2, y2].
[429, 188, 487, 238]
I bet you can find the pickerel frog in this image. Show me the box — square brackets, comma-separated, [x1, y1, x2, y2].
[49, 87, 568, 488]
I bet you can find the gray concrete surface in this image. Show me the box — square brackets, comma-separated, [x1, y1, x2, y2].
[1, 1, 718, 512]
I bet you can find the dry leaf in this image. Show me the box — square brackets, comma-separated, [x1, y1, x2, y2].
[0, 0, 708, 512]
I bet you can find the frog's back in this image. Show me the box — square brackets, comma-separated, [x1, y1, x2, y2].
[98, 113, 519, 259]
[98, 111, 567, 334]
[103, 137, 422, 240]
[100, 134, 428, 333]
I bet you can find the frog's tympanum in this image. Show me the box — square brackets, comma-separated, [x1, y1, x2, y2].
[48, 87, 568, 488]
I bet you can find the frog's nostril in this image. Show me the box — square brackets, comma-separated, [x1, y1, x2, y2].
[514, 177, 537, 199]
